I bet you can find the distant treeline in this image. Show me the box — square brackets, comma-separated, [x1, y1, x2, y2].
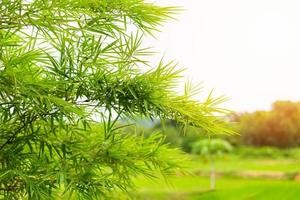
[231, 101, 300, 148]
[127, 101, 300, 151]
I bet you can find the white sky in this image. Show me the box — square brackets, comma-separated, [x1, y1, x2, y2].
[147, 0, 300, 112]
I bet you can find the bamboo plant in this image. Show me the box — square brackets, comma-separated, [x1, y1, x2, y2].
[0, 0, 233, 199]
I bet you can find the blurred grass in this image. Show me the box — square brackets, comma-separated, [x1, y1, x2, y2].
[135, 174, 300, 200]
[134, 148, 300, 200]
[192, 178, 300, 200]
[187, 154, 300, 173]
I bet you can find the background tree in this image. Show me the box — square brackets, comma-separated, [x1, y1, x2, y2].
[192, 139, 233, 190]
[138, 119, 209, 153]
[0, 0, 232, 199]
[233, 101, 300, 148]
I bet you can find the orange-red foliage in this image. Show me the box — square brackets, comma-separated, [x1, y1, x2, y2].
[234, 101, 300, 148]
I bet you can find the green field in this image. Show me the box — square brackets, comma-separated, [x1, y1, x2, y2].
[187, 155, 300, 173]
[136, 176, 300, 200]
[134, 153, 300, 200]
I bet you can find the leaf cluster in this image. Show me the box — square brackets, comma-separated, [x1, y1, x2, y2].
[0, 0, 232, 199]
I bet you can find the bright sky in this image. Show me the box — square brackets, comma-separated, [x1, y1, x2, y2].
[147, 0, 300, 112]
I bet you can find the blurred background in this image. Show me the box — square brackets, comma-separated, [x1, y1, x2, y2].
[133, 0, 300, 199]
[131, 101, 300, 199]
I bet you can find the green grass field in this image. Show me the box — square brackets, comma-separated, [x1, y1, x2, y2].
[134, 153, 300, 200]
[136, 176, 300, 200]
[187, 155, 300, 173]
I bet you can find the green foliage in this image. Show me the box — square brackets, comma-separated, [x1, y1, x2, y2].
[235, 146, 300, 159]
[136, 119, 234, 154]
[233, 101, 300, 148]
[0, 0, 232, 199]
[192, 139, 233, 157]
[148, 120, 207, 153]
